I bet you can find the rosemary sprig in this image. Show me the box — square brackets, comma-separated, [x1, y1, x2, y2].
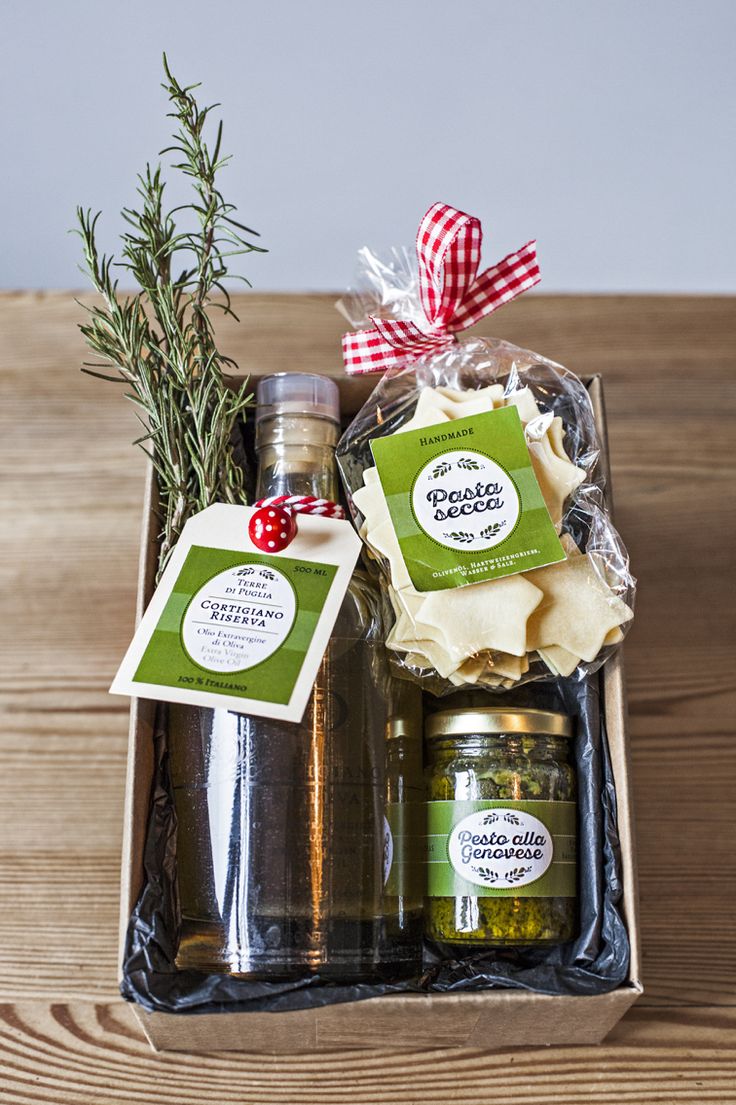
[76, 55, 265, 575]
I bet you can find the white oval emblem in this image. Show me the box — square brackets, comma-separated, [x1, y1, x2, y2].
[448, 808, 553, 889]
[382, 815, 394, 887]
[411, 449, 520, 551]
[182, 564, 296, 673]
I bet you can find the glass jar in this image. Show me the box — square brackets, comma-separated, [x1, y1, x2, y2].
[425, 707, 577, 948]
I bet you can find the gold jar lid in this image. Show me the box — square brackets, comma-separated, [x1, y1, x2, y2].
[425, 707, 573, 740]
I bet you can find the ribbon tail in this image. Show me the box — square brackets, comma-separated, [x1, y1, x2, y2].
[451, 240, 540, 331]
[416, 202, 481, 326]
[342, 327, 400, 375]
[342, 317, 452, 376]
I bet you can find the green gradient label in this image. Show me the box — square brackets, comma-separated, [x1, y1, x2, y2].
[134, 545, 335, 706]
[384, 801, 424, 899]
[427, 799, 576, 898]
[371, 406, 564, 592]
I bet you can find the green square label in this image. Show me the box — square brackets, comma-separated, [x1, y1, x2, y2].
[134, 545, 336, 705]
[370, 406, 564, 592]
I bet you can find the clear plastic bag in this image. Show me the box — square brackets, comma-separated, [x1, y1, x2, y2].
[336, 250, 635, 694]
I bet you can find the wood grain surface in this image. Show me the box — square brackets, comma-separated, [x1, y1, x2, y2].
[0, 292, 734, 1103]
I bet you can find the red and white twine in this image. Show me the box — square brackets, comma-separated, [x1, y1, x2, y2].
[254, 495, 346, 519]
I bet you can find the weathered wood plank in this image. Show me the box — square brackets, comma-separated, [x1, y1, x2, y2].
[0, 1002, 735, 1105]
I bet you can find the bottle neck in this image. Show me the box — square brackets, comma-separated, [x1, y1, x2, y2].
[255, 413, 340, 501]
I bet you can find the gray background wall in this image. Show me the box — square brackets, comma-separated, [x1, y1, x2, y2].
[1, 0, 733, 292]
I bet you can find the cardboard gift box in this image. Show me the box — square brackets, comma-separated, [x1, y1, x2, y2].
[119, 373, 642, 1053]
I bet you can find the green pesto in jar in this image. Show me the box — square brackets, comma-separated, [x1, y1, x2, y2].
[425, 707, 577, 948]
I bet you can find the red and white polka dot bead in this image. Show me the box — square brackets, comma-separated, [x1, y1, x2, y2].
[248, 505, 297, 553]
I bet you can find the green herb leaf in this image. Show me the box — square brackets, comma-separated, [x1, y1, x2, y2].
[76, 56, 264, 577]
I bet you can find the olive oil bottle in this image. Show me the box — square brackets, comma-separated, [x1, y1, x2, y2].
[169, 373, 415, 979]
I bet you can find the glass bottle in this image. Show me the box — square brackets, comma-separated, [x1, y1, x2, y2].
[382, 679, 424, 966]
[169, 373, 394, 979]
[425, 707, 577, 947]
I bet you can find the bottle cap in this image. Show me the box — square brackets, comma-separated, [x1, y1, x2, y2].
[256, 373, 340, 424]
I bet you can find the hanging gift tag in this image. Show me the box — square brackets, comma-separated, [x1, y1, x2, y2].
[111, 503, 361, 723]
[370, 406, 565, 593]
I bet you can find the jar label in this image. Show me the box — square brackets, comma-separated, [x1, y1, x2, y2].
[370, 406, 565, 592]
[427, 800, 576, 898]
[382, 815, 394, 887]
[384, 801, 424, 899]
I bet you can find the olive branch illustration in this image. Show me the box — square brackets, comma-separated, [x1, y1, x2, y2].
[479, 520, 507, 539]
[472, 865, 532, 884]
[430, 461, 452, 479]
[429, 456, 485, 479]
[442, 530, 476, 544]
[443, 519, 507, 544]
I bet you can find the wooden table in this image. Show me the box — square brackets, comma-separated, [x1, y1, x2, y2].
[1, 293, 734, 1103]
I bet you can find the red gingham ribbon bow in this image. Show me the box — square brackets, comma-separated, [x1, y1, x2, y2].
[342, 203, 540, 375]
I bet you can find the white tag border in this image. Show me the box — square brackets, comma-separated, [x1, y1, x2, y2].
[110, 503, 362, 723]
